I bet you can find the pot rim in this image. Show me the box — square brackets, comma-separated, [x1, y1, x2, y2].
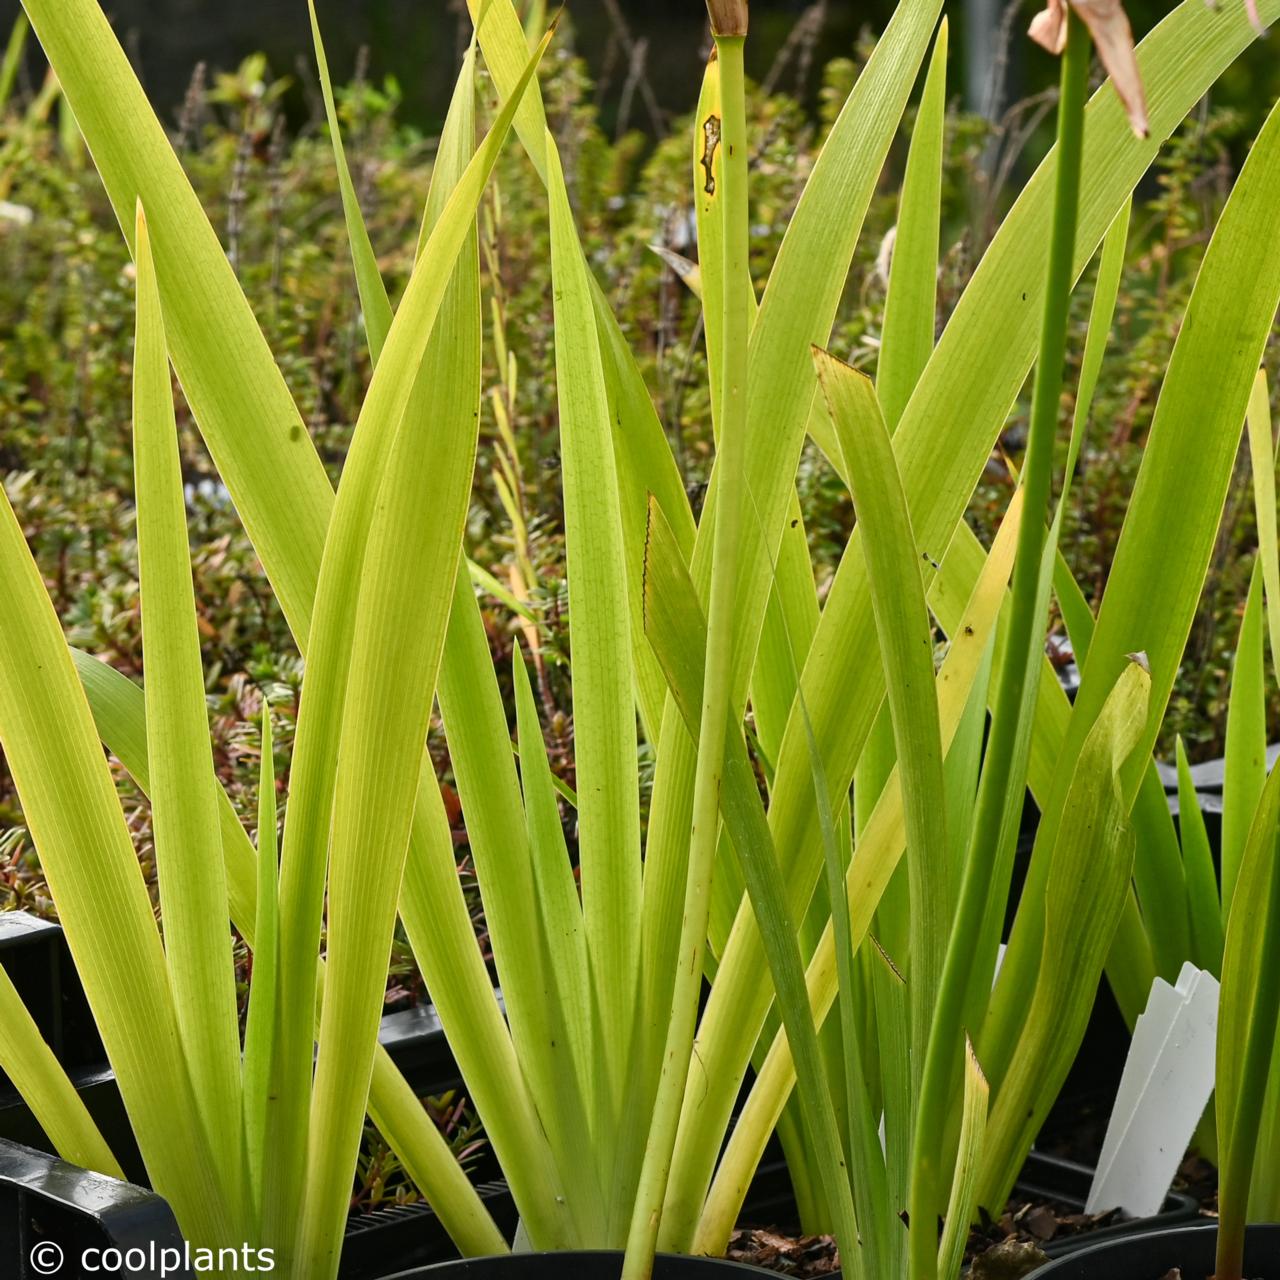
[384, 1249, 783, 1278]
[1029, 1220, 1280, 1275]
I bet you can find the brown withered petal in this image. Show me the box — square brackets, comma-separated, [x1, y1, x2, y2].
[1072, 0, 1149, 138]
[1027, 0, 1149, 139]
[706, 0, 749, 37]
[1029, 0, 1069, 53]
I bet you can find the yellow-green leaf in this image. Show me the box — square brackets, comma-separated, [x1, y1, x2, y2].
[133, 202, 245, 1225]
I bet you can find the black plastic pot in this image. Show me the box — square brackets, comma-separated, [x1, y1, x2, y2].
[385, 1252, 778, 1278]
[377, 993, 505, 1099]
[0, 914, 104, 1069]
[1028, 1221, 1280, 1278]
[1157, 745, 1280, 857]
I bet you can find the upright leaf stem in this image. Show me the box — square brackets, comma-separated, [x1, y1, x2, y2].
[622, 24, 750, 1280]
[1217, 821, 1280, 1280]
[906, 14, 1090, 1279]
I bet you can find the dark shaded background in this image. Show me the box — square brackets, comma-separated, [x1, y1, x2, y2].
[0, 1, 1273, 142]
[4, 1, 879, 133]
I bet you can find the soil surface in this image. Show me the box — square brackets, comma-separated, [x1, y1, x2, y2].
[725, 1155, 1222, 1279]
[726, 1191, 1124, 1278]
[1175, 1154, 1219, 1216]
[726, 1228, 839, 1276]
[963, 1194, 1120, 1262]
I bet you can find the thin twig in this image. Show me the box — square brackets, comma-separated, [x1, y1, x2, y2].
[267, 114, 287, 326]
[599, 0, 665, 135]
[762, 1, 828, 98]
[176, 62, 207, 154]
[615, 37, 650, 140]
[226, 108, 252, 275]
[981, 0, 1025, 126]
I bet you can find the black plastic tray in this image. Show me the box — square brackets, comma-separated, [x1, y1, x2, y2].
[0, 914, 1203, 1275]
[0, 1139, 185, 1280]
[341, 1181, 517, 1280]
[0, 1134, 519, 1280]
[0, 911, 515, 1278]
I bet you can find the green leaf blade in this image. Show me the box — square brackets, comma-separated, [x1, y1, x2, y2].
[0, 498, 229, 1247]
[988, 84, 1280, 1088]
[1176, 736, 1225, 975]
[0, 965, 123, 1179]
[268, 36, 549, 1261]
[243, 709, 280, 1230]
[545, 129, 642, 1161]
[877, 16, 947, 431]
[1222, 565, 1268, 911]
[978, 659, 1150, 1210]
[815, 352, 950, 1095]
[306, 0, 393, 361]
[132, 202, 245, 1228]
[71, 646, 511, 1256]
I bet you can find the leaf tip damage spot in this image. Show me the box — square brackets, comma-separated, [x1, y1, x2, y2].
[1126, 649, 1151, 673]
[701, 115, 721, 196]
[641, 492, 659, 632]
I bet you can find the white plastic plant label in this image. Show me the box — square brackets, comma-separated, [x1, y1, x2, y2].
[1085, 962, 1218, 1218]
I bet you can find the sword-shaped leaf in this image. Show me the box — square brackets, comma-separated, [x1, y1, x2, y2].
[814, 351, 950, 1099]
[132, 203, 245, 1227]
[978, 658, 1150, 1210]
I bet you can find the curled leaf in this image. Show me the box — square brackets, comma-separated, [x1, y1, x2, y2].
[1029, 0, 1149, 139]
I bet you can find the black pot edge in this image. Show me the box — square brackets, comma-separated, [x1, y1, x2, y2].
[1017, 1150, 1201, 1258]
[1028, 1221, 1280, 1277]
[382, 1252, 781, 1278]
